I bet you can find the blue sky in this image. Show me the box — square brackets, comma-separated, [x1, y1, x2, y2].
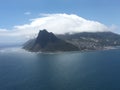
[0, 0, 120, 29]
[0, 0, 120, 45]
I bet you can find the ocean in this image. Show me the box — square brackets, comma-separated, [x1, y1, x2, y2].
[0, 47, 120, 90]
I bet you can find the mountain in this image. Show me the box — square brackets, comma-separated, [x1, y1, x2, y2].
[23, 29, 79, 52]
[23, 29, 120, 52]
[57, 32, 120, 50]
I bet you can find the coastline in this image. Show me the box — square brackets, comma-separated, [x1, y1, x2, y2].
[1, 45, 120, 54]
[23, 46, 120, 54]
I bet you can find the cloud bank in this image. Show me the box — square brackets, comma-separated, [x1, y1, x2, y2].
[0, 13, 114, 45]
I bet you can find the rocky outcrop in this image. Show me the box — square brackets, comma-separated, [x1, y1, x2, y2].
[23, 29, 79, 52]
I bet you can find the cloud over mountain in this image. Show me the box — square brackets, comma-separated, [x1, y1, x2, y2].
[0, 13, 115, 44]
[15, 13, 109, 34]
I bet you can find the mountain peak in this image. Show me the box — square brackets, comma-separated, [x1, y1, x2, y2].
[36, 29, 60, 48]
[39, 29, 48, 33]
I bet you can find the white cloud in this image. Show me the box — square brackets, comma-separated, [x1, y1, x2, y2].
[24, 12, 31, 15]
[0, 13, 115, 45]
[15, 14, 110, 34]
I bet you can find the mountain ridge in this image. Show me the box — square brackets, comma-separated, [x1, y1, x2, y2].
[23, 29, 79, 52]
[23, 29, 120, 52]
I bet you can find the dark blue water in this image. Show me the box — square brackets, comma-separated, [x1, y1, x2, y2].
[0, 48, 120, 90]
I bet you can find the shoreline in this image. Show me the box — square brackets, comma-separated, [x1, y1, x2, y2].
[0, 46, 120, 54]
[23, 46, 120, 54]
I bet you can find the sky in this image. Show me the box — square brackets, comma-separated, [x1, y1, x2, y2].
[0, 0, 120, 45]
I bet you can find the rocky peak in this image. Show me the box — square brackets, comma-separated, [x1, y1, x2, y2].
[35, 29, 60, 48]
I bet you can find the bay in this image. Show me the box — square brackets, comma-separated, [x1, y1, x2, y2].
[0, 47, 120, 90]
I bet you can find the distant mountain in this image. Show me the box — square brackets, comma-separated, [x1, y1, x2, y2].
[23, 29, 79, 52]
[23, 29, 120, 52]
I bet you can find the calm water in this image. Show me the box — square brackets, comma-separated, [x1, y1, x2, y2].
[0, 48, 120, 90]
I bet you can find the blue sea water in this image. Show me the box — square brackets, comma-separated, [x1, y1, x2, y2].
[0, 47, 120, 90]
